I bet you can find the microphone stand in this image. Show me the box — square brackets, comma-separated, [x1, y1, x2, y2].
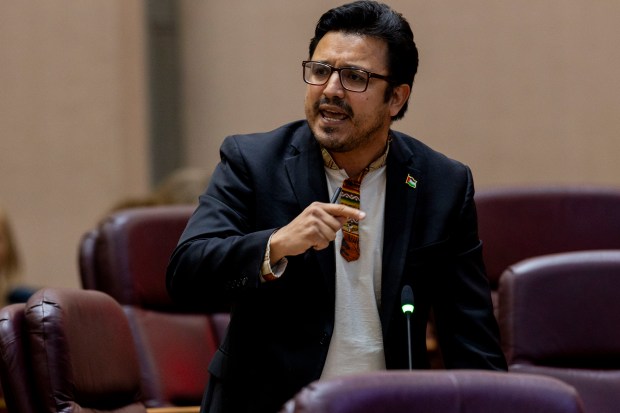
[401, 285, 414, 371]
[406, 311, 412, 370]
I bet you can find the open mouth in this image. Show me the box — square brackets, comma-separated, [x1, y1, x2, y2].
[321, 110, 348, 121]
[319, 105, 351, 122]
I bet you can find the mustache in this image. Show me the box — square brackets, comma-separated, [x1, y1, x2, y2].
[313, 97, 354, 118]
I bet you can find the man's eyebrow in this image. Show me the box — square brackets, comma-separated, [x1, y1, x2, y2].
[314, 60, 369, 71]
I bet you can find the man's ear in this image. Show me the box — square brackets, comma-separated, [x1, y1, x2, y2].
[389, 84, 411, 118]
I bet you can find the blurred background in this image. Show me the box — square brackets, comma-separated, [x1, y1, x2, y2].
[1, 0, 618, 292]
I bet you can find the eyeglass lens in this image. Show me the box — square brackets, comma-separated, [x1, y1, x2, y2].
[303, 62, 369, 92]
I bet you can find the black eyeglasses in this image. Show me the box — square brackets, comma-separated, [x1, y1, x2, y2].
[302, 61, 391, 93]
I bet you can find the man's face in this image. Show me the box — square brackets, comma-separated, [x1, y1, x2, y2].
[304, 31, 399, 154]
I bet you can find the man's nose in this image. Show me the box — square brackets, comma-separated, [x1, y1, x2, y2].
[322, 70, 345, 97]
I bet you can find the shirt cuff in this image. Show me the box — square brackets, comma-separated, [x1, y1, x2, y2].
[260, 231, 288, 282]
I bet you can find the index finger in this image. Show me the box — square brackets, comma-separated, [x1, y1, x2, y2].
[323, 203, 366, 221]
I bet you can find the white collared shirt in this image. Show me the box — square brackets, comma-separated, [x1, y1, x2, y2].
[320, 165, 387, 380]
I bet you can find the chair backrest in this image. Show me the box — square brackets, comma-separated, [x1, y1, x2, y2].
[476, 187, 620, 290]
[499, 250, 620, 413]
[3, 288, 146, 413]
[124, 307, 217, 407]
[0, 303, 38, 413]
[78, 205, 228, 407]
[80, 205, 195, 310]
[281, 370, 584, 413]
[78, 227, 100, 292]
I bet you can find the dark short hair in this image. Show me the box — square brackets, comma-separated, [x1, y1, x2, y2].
[309, 1, 419, 120]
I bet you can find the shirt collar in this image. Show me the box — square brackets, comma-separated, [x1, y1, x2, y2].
[321, 135, 392, 175]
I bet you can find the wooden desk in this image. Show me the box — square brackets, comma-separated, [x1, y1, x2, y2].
[146, 407, 200, 413]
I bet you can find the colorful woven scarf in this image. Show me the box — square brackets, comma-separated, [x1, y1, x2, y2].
[321, 137, 391, 262]
[339, 174, 364, 261]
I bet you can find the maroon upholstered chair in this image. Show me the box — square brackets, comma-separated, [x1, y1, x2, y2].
[499, 250, 620, 413]
[281, 370, 584, 413]
[0, 303, 38, 413]
[77, 227, 100, 291]
[0, 385, 4, 413]
[475, 186, 620, 309]
[78, 205, 230, 408]
[79, 206, 195, 309]
[9, 288, 146, 413]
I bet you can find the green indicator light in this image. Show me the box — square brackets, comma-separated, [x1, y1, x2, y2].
[401, 304, 414, 314]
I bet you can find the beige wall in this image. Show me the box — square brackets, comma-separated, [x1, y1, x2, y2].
[180, 0, 620, 188]
[0, 1, 149, 290]
[1, 1, 619, 291]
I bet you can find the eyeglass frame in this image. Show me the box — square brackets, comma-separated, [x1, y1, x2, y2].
[302, 60, 392, 93]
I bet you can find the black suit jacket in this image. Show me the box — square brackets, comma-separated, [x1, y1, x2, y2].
[167, 120, 507, 413]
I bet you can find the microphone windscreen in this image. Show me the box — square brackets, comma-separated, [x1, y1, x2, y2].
[401, 285, 414, 314]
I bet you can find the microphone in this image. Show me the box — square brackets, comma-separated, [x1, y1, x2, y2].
[401, 285, 414, 370]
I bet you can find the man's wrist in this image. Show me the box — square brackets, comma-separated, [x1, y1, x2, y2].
[261, 230, 287, 282]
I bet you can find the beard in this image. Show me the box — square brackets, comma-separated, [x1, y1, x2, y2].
[307, 96, 387, 153]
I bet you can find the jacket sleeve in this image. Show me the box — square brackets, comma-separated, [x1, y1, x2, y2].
[433, 166, 508, 371]
[166, 136, 275, 311]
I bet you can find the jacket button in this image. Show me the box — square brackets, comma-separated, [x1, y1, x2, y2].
[319, 332, 329, 345]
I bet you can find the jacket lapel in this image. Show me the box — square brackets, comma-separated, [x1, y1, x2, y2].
[284, 127, 328, 208]
[380, 134, 421, 331]
[284, 125, 336, 298]
[282, 126, 421, 327]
